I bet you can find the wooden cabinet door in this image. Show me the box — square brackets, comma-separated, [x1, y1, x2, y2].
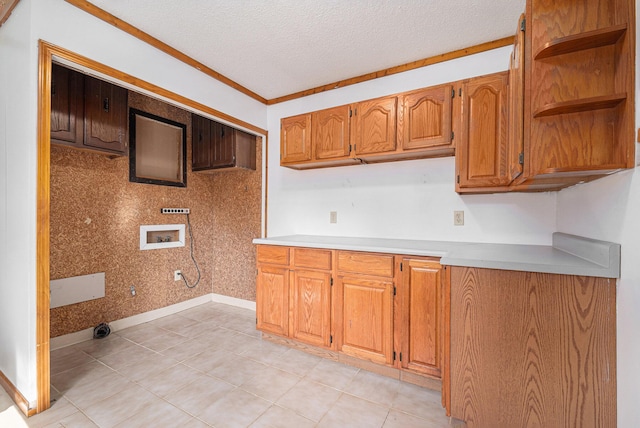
[256, 265, 289, 336]
[399, 258, 442, 377]
[290, 269, 332, 347]
[312, 105, 351, 160]
[456, 72, 510, 188]
[281, 113, 312, 164]
[352, 96, 397, 155]
[335, 275, 394, 365]
[50, 64, 84, 146]
[211, 122, 235, 168]
[191, 114, 212, 170]
[84, 75, 128, 154]
[399, 85, 453, 150]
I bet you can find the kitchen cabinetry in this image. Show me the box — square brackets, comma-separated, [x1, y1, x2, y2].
[455, 71, 511, 190]
[396, 258, 445, 379]
[449, 266, 616, 428]
[255, 245, 290, 336]
[335, 251, 395, 365]
[191, 114, 256, 171]
[351, 96, 397, 158]
[521, 0, 635, 187]
[280, 113, 312, 165]
[51, 63, 84, 146]
[50, 63, 128, 156]
[312, 105, 351, 161]
[256, 245, 333, 348]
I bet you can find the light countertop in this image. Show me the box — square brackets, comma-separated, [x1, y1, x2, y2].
[253, 233, 620, 278]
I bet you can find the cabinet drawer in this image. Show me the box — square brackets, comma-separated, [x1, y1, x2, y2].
[257, 245, 290, 266]
[337, 251, 394, 277]
[293, 248, 332, 270]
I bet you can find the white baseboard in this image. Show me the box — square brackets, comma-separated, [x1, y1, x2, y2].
[211, 293, 256, 311]
[50, 293, 214, 350]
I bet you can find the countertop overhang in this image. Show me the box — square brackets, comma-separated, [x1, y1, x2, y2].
[253, 233, 620, 278]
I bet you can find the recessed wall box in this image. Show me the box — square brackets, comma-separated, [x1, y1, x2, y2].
[140, 224, 185, 250]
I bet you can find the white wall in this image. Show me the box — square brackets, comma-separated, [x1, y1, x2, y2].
[556, 8, 640, 425]
[0, 0, 38, 406]
[0, 0, 268, 407]
[266, 47, 557, 244]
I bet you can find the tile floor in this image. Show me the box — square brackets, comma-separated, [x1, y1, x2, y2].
[1, 302, 464, 427]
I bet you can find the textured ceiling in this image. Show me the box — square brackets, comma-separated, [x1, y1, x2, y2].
[88, 0, 526, 100]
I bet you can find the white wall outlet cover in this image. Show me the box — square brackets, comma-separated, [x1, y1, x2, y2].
[454, 210, 465, 226]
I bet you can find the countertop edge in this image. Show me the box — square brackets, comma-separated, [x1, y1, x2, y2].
[253, 234, 621, 279]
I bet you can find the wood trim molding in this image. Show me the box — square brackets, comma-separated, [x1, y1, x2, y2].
[0, 370, 36, 417]
[63, 0, 267, 104]
[36, 40, 52, 416]
[267, 36, 515, 104]
[0, 0, 20, 27]
[42, 41, 266, 136]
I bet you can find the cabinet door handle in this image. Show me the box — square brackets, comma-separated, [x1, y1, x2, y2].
[103, 98, 110, 112]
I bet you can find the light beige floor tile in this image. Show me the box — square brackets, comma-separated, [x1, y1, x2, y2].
[249, 404, 316, 428]
[276, 378, 341, 422]
[115, 323, 169, 344]
[164, 375, 235, 416]
[343, 370, 401, 405]
[383, 409, 432, 428]
[306, 358, 360, 390]
[98, 343, 158, 370]
[160, 338, 210, 362]
[169, 320, 220, 338]
[43, 410, 99, 428]
[239, 365, 301, 401]
[62, 369, 133, 409]
[113, 398, 193, 428]
[136, 330, 191, 352]
[72, 335, 140, 359]
[146, 313, 199, 332]
[81, 383, 162, 428]
[270, 348, 321, 377]
[239, 338, 289, 364]
[50, 360, 116, 392]
[317, 393, 389, 428]
[136, 363, 203, 397]
[177, 417, 212, 428]
[197, 388, 271, 427]
[223, 331, 261, 354]
[50, 347, 94, 375]
[195, 327, 243, 351]
[21, 396, 78, 428]
[206, 354, 268, 386]
[181, 347, 229, 373]
[113, 351, 177, 382]
[392, 382, 445, 420]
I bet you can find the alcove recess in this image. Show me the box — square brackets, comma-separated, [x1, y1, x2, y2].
[522, 0, 635, 187]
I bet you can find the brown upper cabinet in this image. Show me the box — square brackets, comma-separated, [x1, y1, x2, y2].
[280, 91, 455, 169]
[191, 113, 256, 172]
[51, 64, 128, 156]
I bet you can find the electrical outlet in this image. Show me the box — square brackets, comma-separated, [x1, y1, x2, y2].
[330, 211, 338, 224]
[454, 210, 464, 226]
[174, 270, 182, 281]
[130, 285, 136, 296]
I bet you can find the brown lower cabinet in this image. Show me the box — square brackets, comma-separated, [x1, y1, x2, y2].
[449, 266, 616, 428]
[256, 245, 447, 387]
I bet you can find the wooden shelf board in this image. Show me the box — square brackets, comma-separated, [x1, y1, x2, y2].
[534, 24, 627, 60]
[533, 93, 626, 118]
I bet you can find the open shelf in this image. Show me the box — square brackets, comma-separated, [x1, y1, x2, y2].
[533, 93, 626, 118]
[534, 24, 627, 60]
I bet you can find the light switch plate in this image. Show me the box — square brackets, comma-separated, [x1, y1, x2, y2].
[454, 210, 464, 226]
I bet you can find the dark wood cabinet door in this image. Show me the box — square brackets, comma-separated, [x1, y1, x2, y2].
[50, 64, 84, 146]
[191, 113, 212, 170]
[211, 122, 235, 168]
[84, 75, 128, 154]
[233, 128, 256, 170]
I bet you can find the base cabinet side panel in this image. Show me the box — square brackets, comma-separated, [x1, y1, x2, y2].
[450, 266, 616, 428]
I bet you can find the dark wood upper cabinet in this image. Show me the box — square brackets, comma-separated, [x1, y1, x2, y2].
[51, 64, 84, 146]
[50, 64, 128, 156]
[191, 113, 256, 172]
[83, 76, 128, 154]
